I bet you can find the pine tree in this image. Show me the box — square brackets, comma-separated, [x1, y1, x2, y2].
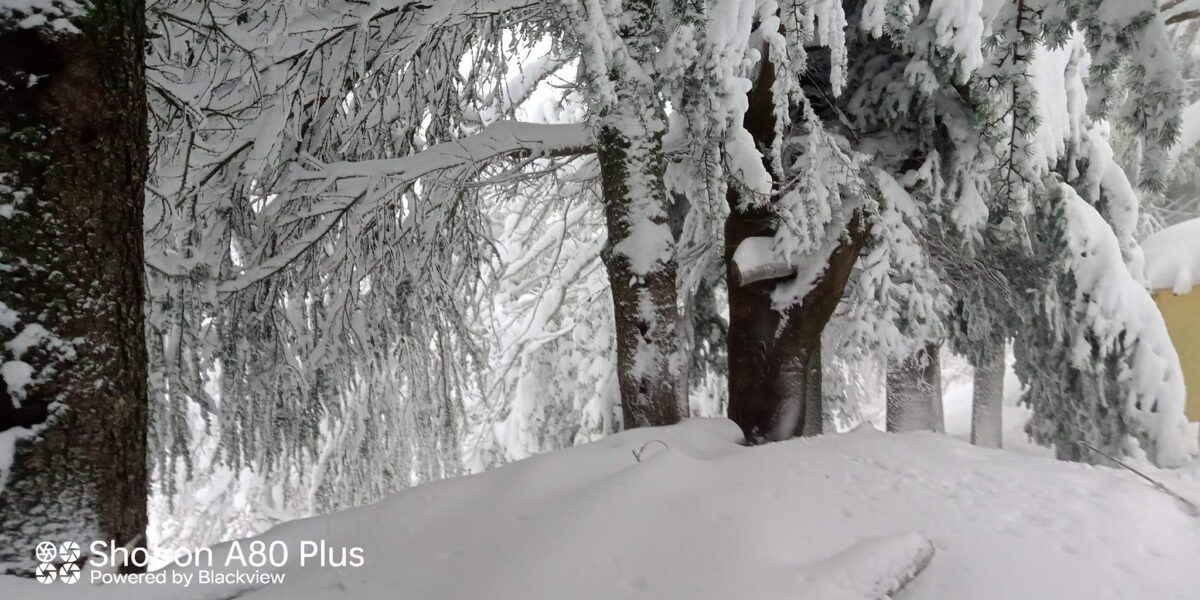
[138, 0, 1199, 541]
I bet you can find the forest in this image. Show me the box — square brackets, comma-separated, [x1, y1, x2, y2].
[3, 0, 1200, 597]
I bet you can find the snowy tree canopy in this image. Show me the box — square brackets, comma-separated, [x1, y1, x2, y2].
[138, 0, 1198, 544]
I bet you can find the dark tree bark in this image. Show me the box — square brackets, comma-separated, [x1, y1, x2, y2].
[725, 207, 865, 442]
[597, 122, 684, 429]
[587, 0, 683, 430]
[0, 1, 148, 575]
[800, 344, 824, 437]
[724, 42, 865, 443]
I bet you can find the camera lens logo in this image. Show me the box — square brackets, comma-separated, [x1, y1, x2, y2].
[34, 562, 57, 584]
[58, 541, 81, 563]
[58, 562, 81, 584]
[35, 541, 57, 564]
[34, 541, 83, 584]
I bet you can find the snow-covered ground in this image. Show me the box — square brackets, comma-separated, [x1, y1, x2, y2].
[5, 418, 1200, 599]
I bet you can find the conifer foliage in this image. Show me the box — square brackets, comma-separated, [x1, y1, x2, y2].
[126, 0, 1197, 548]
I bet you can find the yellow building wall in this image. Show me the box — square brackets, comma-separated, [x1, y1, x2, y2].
[1153, 290, 1200, 422]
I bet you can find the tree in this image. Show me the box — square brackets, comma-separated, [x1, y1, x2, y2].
[0, 0, 148, 574]
[970, 340, 1005, 448]
[886, 344, 942, 434]
[142, 2, 1200, 552]
[143, 0, 589, 514]
[563, 0, 685, 428]
[723, 43, 869, 442]
[998, 2, 1197, 466]
[712, 0, 1195, 468]
[1132, 11, 1200, 235]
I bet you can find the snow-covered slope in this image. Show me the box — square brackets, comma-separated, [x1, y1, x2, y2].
[6, 419, 1200, 599]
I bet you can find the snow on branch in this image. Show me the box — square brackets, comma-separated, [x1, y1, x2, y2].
[291, 122, 592, 186]
[730, 237, 794, 287]
[1058, 185, 1198, 466]
[218, 122, 591, 294]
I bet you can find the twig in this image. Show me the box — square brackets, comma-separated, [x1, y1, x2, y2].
[632, 440, 668, 463]
[1075, 441, 1200, 517]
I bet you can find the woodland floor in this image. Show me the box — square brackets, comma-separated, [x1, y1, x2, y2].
[4, 413, 1200, 599]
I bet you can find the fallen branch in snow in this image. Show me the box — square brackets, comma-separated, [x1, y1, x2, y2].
[1076, 441, 1200, 517]
[632, 440, 669, 462]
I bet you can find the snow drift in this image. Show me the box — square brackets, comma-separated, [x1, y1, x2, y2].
[5, 419, 1200, 599]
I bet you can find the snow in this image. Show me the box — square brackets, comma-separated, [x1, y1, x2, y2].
[732, 236, 774, 272]
[0, 301, 17, 330]
[5, 322, 49, 358]
[0, 0, 81, 31]
[1177, 99, 1200, 159]
[1142, 218, 1200, 295]
[811, 0, 849, 95]
[1031, 37, 1087, 171]
[927, 0, 985, 83]
[0, 424, 39, 490]
[725, 127, 772, 196]
[9, 419, 1200, 599]
[0, 359, 32, 398]
[1061, 187, 1197, 466]
[612, 219, 674, 276]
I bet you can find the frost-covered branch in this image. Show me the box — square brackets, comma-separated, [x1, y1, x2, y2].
[290, 122, 591, 185]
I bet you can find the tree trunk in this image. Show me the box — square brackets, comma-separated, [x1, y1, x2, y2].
[724, 42, 865, 443]
[971, 339, 1005, 448]
[801, 343, 824, 437]
[725, 200, 866, 443]
[929, 344, 945, 434]
[598, 124, 682, 428]
[886, 344, 942, 433]
[593, 10, 682, 428]
[0, 1, 148, 575]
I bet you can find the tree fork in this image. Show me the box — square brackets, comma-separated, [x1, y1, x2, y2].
[725, 206, 866, 443]
[723, 37, 865, 442]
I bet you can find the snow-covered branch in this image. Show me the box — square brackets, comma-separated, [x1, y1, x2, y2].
[291, 122, 592, 185]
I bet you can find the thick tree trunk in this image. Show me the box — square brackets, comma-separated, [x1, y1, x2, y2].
[886, 344, 942, 433]
[971, 339, 1005, 448]
[596, 110, 682, 429]
[723, 43, 864, 443]
[725, 219, 864, 443]
[589, 0, 683, 430]
[0, 1, 148, 575]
